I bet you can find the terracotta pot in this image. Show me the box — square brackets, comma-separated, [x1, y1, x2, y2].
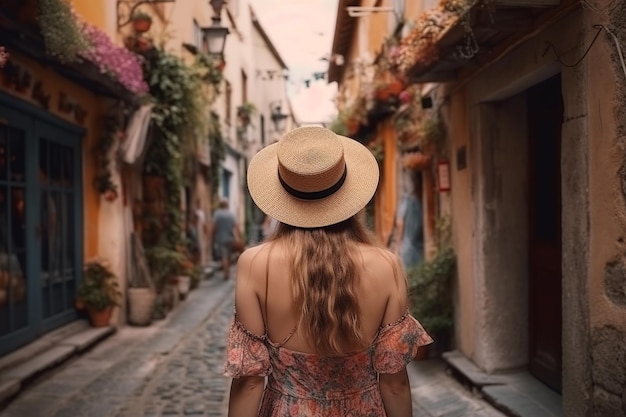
[388, 80, 404, 96]
[375, 88, 392, 101]
[88, 306, 113, 327]
[104, 189, 118, 202]
[403, 151, 432, 171]
[132, 18, 152, 33]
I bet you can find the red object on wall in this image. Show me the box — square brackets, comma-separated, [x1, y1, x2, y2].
[437, 160, 451, 192]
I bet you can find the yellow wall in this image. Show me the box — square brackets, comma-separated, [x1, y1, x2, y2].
[0, 51, 103, 261]
[374, 120, 398, 245]
[71, 0, 108, 29]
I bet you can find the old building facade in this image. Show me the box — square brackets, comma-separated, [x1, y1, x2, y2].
[329, 0, 626, 414]
[0, 0, 293, 359]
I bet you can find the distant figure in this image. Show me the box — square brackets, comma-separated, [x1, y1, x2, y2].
[194, 201, 209, 266]
[395, 172, 424, 269]
[223, 126, 432, 417]
[209, 199, 242, 280]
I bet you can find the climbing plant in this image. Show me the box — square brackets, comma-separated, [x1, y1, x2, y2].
[141, 47, 202, 248]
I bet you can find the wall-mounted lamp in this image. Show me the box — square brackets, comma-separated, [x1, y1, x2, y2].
[202, 0, 230, 58]
[270, 101, 289, 133]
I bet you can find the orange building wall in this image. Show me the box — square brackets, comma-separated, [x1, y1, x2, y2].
[0, 51, 103, 261]
[374, 120, 398, 245]
[445, 87, 474, 357]
[71, 0, 108, 29]
[368, 0, 392, 57]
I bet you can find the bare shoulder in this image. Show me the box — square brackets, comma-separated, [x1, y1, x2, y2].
[236, 243, 273, 284]
[356, 245, 403, 284]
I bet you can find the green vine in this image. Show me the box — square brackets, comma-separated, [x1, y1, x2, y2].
[195, 52, 224, 93]
[407, 216, 456, 333]
[142, 48, 198, 248]
[37, 0, 89, 63]
[208, 114, 226, 203]
[94, 109, 122, 195]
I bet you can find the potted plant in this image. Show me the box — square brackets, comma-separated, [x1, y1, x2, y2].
[127, 233, 157, 326]
[407, 217, 456, 358]
[419, 114, 446, 155]
[131, 11, 153, 33]
[144, 245, 186, 316]
[76, 260, 121, 327]
[236, 102, 256, 125]
[402, 150, 432, 171]
[175, 254, 194, 300]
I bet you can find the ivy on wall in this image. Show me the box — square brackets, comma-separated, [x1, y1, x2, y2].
[141, 46, 225, 249]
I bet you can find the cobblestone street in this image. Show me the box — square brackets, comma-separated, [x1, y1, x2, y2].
[0, 273, 505, 417]
[0, 276, 235, 417]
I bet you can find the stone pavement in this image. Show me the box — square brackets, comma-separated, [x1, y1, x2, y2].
[0, 274, 235, 417]
[0, 270, 505, 417]
[409, 359, 506, 417]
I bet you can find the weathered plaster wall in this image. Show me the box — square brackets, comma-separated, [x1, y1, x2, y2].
[445, 88, 475, 357]
[464, 10, 583, 374]
[472, 96, 530, 372]
[584, 0, 626, 414]
[560, 22, 592, 414]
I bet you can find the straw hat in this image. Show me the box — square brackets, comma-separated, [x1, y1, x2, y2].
[247, 126, 380, 228]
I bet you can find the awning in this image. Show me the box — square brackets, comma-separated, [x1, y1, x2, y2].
[405, 0, 566, 83]
[328, 0, 361, 83]
[0, 12, 137, 103]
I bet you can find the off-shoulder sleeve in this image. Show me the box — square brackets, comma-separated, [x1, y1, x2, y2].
[373, 313, 434, 374]
[223, 315, 271, 378]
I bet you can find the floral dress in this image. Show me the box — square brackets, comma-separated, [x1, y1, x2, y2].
[223, 311, 433, 416]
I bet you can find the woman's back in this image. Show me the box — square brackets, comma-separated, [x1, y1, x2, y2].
[236, 240, 408, 355]
[226, 238, 432, 417]
[224, 126, 432, 417]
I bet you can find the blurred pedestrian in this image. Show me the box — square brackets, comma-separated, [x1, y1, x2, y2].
[223, 126, 433, 417]
[394, 171, 424, 269]
[208, 199, 241, 280]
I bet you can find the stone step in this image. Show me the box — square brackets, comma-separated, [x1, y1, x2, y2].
[0, 321, 115, 406]
[442, 350, 563, 417]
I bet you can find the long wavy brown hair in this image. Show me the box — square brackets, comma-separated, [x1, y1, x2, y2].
[268, 216, 388, 356]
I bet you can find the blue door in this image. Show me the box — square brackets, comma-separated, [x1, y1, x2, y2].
[0, 95, 83, 355]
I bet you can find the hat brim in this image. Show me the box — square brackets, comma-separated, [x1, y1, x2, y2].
[247, 135, 380, 228]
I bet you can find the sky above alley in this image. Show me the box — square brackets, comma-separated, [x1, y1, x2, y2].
[249, 0, 339, 124]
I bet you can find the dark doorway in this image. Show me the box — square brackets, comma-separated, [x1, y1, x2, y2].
[527, 74, 563, 392]
[0, 95, 83, 356]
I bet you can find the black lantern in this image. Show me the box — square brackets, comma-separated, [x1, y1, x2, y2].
[202, 0, 229, 58]
[270, 101, 289, 133]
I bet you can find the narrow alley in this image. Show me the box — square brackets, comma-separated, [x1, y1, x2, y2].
[0, 272, 504, 417]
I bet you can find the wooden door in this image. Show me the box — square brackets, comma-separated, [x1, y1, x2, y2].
[527, 74, 563, 392]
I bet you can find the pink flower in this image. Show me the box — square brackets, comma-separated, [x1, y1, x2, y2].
[78, 23, 148, 95]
